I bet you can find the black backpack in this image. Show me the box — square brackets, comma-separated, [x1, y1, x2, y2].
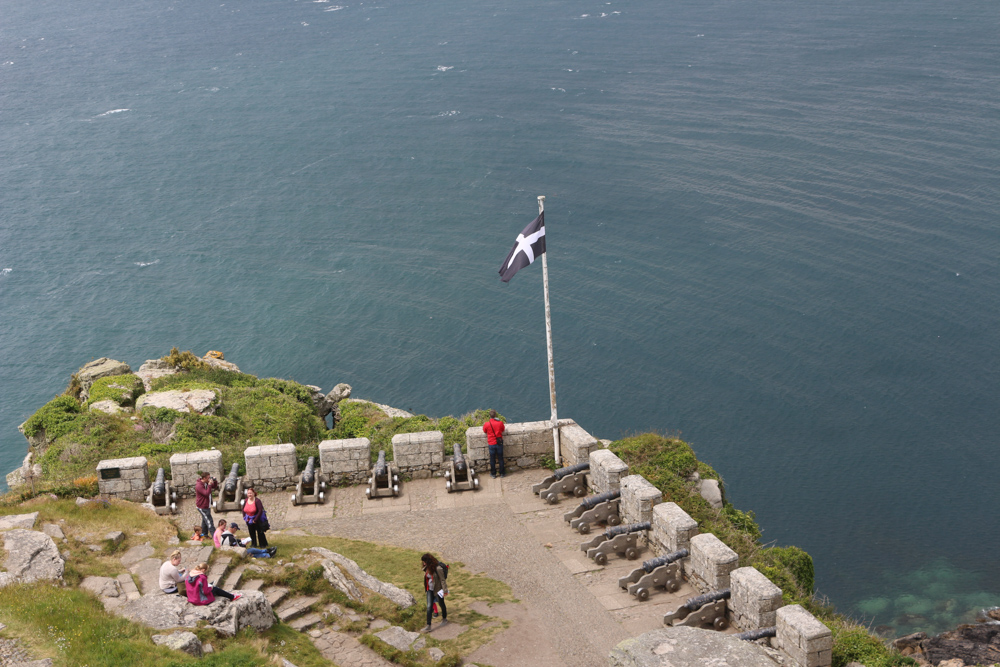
[438, 562, 449, 580]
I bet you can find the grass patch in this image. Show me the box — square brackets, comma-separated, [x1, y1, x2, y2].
[86, 374, 145, 408]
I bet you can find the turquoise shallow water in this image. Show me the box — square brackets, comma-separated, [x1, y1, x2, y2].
[2, 0, 998, 635]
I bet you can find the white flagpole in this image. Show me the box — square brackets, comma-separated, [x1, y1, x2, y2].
[538, 195, 561, 465]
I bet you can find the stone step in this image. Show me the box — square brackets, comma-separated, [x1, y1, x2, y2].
[288, 612, 323, 632]
[242, 579, 265, 592]
[207, 556, 231, 586]
[116, 573, 141, 601]
[264, 586, 290, 608]
[276, 595, 321, 623]
[222, 565, 245, 590]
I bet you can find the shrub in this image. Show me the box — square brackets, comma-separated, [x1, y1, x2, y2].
[150, 368, 258, 392]
[22, 395, 84, 440]
[86, 374, 145, 407]
[160, 346, 210, 371]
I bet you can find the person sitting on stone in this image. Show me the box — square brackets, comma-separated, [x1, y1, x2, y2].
[219, 522, 276, 558]
[190, 525, 207, 543]
[212, 518, 227, 548]
[186, 561, 241, 605]
[159, 550, 187, 595]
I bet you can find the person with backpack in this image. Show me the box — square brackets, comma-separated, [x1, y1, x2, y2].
[482, 409, 506, 478]
[219, 522, 276, 558]
[420, 553, 449, 633]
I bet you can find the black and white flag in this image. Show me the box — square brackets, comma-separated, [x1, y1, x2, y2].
[499, 212, 545, 283]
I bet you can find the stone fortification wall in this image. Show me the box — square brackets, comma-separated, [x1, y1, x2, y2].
[619, 474, 663, 525]
[687, 533, 739, 594]
[96, 457, 148, 502]
[244, 444, 297, 493]
[649, 502, 699, 556]
[730, 566, 783, 631]
[319, 438, 370, 485]
[588, 449, 629, 494]
[466, 420, 553, 472]
[168, 450, 223, 499]
[776, 604, 832, 667]
[558, 420, 601, 466]
[391, 431, 444, 479]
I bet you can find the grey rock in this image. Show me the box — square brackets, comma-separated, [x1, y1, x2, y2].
[89, 399, 123, 414]
[370, 619, 391, 630]
[0, 512, 38, 531]
[698, 478, 724, 509]
[0, 529, 64, 587]
[6, 452, 41, 488]
[136, 359, 179, 392]
[318, 558, 363, 602]
[130, 557, 163, 595]
[41, 524, 65, 540]
[105, 531, 125, 546]
[119, 543, 156, 568]
[923, 623, 1000, 667]
[80, 576, 122, 598]
[77, 357, 132, 401]
[115, 590, 273, 636]
[136, 389, 218, 415]
[326, 383, 352, 403]
[311, 547, 416, 608]
[428, 647, 446, 662]
[609, 626, 778, 667]
[279, 660, 297, 667]
[202, 643, 214, 654]
[75, 497, 92, 506]
[152, 631, 203, 657]
[374, 626, 422, 651]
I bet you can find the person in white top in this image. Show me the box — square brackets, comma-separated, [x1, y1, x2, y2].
[159, 550, 187, 595]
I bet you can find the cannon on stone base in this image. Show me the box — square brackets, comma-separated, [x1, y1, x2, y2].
[215, 463, 244, 512]
[445, 445, 479, 493]
[618, 548, 688, 601]
[366, 450, 399, 499]
[564, 490, 621, 534]
[146, 468, 176, 515]
[663, 589, 731, 631]
[580, 521, 651, 565]
[532, 462, 589, 504]
[292, 456, 325, 505]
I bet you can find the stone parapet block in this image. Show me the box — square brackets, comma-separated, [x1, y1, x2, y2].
[244, 444, 297, 488]
[97, 457, 149, 502]
[589, 449, 629, 494]
[650, 502, 699, 556]
[392, 431, 444, 470]
[620, 474, 663, 525]
[688, 533, 739, 593]
[731, 566, 783, 631]
[558, 420, 599, 466]
[776, 605, 832, 667]
[169, 450, 223, 498]
[319, 438, 371, 482]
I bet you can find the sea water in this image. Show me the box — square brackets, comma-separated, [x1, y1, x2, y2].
[1, 0, 998, 636]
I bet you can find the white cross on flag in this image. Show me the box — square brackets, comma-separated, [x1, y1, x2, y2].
[499, 212, 545, 283]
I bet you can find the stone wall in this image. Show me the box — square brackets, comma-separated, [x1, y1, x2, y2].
[730, 566, 783, 631]
[244, 444, 297, 493]
[649, 502, 699, 556]
[97, 457, 148, 502]
[319, 438, 371, 485]
[168, 450, 223, 499]
[619, 474, 663, 525]
[589, 449, 629, 494]
[776, 605, 832, 667]
[391, 431, 444, 479]
[558, 420, 600, 466]
[687, 533, 739, 594]
[466, 420, 554, 471]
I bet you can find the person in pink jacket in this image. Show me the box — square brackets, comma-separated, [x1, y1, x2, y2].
[185, 562, 240, 605]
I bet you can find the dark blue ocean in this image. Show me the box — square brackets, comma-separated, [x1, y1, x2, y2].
[2, 0, 998, 636]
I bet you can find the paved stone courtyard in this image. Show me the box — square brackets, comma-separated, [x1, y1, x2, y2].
[176, 468, 721, 667]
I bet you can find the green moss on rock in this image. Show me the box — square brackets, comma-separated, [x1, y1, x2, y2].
[85, 374, 145, 408]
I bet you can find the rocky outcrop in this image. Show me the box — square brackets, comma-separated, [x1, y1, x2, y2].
[152, 631, 203, 657]
[310, 547, 415, 609]
[115, 590, 273, 636]
[77, 358, 132, 402]
[610, 627, 778, 667]
[894, 623, 1000, 666]
[0, 512, 38, 531]
[0, 529, 64, 587]
[90, 399, 123, 414]
[136, 359, 179, 392]
[306, 383, 352, 424]
[698, 478, 724, 509]
[136, 389, 218, 415]
[6, 452, 42, 489]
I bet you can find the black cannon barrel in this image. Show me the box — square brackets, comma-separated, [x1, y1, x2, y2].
[736, 627, 776, 642]
[452, 444, 466, 472]
[641, 548, 689, 573]
[603, 521, 652, 538]
[683, 588, 731, 611]
[579, 490, 620, 510]
[374, 450, 387, 478]
[152, 468, 166, 497]
[302, 457, 316, 485]
[224, 463, 240, 493]
[553, 462, 590, 480]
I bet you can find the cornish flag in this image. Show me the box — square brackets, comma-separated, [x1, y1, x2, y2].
[499, 212, 545, 283]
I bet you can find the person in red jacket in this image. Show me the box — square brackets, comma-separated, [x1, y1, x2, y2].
[482, 410, 506, 478]
[195, 471, 218, 538]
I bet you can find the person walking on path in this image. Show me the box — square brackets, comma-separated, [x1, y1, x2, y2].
[186, 562, 241, 605]
[195, 471, 218, 538]
[482, 409, 506, 478]
[242, 487, 268, 548]
[420, 553, 449, 633]
[159, 550, 187, 595]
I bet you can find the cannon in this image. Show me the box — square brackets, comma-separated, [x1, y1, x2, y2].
[563, 490, 621, 534]
[736, 627, 776, 642]
[366, 450, 399, 499]
[445, 445, 479, 493]
[146, 468, 176, 515]
[532, 462, 589, 504]
[580, 521, 650, 565]
[215, 463, 244, 512]
[618, 548, 689, 600]
[292, 456, 325, 505]
[663, 589, 731, 630]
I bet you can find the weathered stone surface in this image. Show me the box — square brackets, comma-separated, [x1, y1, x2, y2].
[152, 631, 203, 657]
[136, 359, 179, 392]
[731, 566, 783, 631]
[698, 478, 724, 509]
[589, 449, 629, 494]
[7, 452, 43, 487]
[0, 529, 64, 587]
[558, 420, 600, 466]
[0, 512, 38, 531]
[375, 626, 421, 651]
[136, 389, 218, 415]
[89, 399, 123, 414]
[311, 547, 416, 609]
[776, 604, 832, 667]
[201, 354, 240, 372]
[115, 590, 273, 636]
[688, 533, 739, 593]
[77, 357, 132, 401]
[609, 626, 779, 667]
[105, 531, 125, 546]
[922, 623, 1000, 667]
[319, 438, 371, 483]
[620, 475, 663, 525]
[81, 575, 122, 598]
[327, 383, 352, 403]
[120, 542, 156, 568]
[428, 647, 445, 662]
[41, 524, 65, 540]
[650, 502, 699, 556]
